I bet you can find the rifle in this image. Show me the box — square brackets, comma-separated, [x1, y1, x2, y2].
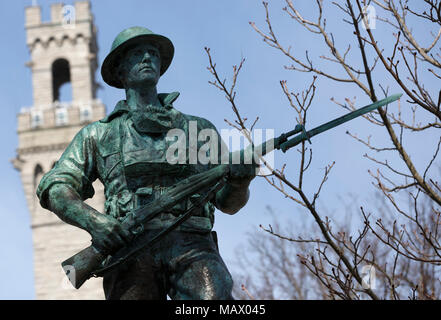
[62, 93, 402, 289]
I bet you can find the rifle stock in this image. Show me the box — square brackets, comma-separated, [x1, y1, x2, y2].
[62, 245, 106, 289]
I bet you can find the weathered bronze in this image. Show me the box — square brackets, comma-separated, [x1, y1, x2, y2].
[37, 26, 401, 300]
[38, 27, 255, 300]
[62, 165, 230, 289]
[60, 92, 401, 289]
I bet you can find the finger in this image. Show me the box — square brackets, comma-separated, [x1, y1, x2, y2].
[114, 225, 132, 243]
[101, 238, 114, 252]
[92, 239, 107, 253]
[108, 234, 125, 249]
[114, 234, 127, 248]
[120, 228, 133, 243]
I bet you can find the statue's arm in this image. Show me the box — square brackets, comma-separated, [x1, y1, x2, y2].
[37, 125, 130, 251]
[37, 126, 96, 211]
[189, 116, 256, 214]
[45, 184, 129, 251]
[45, 183, 103, 233]
[209, 121, 255, 214]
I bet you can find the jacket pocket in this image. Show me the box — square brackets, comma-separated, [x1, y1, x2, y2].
[97, 126, 122, 181]
[135, 187, 154, 208]
[105, 189, 134, 221]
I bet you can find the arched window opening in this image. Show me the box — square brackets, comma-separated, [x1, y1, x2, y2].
[58, 82, 72, 102]
[52, 58, 71, 102]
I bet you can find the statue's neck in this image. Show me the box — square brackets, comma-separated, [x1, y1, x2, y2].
[125, 85, 162, 110]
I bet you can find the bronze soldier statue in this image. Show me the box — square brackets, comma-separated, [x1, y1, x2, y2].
[37, 26, 402, 300]
[37, 27, 257, 300]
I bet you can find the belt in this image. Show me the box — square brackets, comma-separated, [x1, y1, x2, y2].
[135, 186, 207, 218]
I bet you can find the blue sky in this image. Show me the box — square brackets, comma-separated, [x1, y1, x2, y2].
[0, 0, 437, 299]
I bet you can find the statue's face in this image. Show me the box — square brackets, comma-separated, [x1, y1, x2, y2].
[119, 42, 161, 88]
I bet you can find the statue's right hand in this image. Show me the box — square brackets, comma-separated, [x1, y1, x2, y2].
[88, 214, 132, 253]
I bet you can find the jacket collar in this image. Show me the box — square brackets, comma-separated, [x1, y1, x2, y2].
[100, 91, 180, 123]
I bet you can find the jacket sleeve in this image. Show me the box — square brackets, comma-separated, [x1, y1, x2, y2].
[36, 124, 98, 209]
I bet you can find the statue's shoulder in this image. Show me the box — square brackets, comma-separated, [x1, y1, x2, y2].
[83, 118, 115, 136]
[73, 118, 119, 151]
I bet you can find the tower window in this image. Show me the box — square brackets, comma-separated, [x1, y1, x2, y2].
[80, 105, 92, 123]
[55, 107, 68, 126]
[31, 110, 43, 128]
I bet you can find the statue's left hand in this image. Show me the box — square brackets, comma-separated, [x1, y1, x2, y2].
[228, 163, 258, 185]
[226, 149, 260, 184]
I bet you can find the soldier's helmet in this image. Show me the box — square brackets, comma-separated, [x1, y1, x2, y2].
[101, 26, 174, 88]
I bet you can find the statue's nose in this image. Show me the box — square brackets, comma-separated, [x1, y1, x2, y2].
[142, 52, 152, 63]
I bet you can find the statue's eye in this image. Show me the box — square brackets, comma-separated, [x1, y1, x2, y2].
[149, 50, 159, 57]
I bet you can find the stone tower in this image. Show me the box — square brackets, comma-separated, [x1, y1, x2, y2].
[12, 1, 106, 299]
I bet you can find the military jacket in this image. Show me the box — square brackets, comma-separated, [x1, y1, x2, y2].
[37, 92, 226, 233]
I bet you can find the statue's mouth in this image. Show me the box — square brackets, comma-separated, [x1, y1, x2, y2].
[140, 65, 154, 72]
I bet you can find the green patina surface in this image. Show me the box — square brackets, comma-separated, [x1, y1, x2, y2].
[37, 26, 398, 300]
[37, 27, 254, 300]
